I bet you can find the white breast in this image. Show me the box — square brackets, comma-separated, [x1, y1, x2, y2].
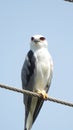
[34, 48, 53, 91]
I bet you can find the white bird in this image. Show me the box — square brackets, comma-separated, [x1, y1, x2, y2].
[21, 34, 53, 130]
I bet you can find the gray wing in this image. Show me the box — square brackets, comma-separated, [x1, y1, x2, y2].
[21, 50, 36, 121]
[21, 50, 44, 129]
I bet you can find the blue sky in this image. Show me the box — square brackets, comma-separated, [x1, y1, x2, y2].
[0, 0, 73, 130]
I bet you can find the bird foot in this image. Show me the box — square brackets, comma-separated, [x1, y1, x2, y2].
[35, 89, 48, 99]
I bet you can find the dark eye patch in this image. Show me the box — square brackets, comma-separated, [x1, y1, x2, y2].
[31, 37, 34, 41]
[40, 37, 45, 41]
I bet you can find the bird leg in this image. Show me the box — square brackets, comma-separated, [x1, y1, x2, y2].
[35, 89, 48, 99]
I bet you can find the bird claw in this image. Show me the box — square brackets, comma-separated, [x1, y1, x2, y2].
[35, 89, 48, 99]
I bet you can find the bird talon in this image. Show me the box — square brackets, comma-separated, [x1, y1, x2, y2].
[35, 89, 48, 99]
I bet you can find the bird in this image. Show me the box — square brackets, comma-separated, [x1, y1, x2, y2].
[21, 34, 53, 130]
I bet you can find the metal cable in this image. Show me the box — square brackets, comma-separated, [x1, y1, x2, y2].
[0, 83, 73, 107]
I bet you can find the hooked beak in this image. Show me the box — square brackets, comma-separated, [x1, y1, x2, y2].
[34, 39, 40, 44]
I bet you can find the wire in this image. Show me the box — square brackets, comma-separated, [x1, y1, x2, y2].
[0, 83, 73, 107]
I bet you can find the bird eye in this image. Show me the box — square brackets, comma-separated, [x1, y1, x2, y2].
[40, 37, 45, 41]
[31, 37, 34, 41]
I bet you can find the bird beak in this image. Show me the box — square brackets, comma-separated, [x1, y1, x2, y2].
[34, 39, 40, 44]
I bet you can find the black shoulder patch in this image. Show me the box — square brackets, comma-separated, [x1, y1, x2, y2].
[27, 50, 34, 60]
[26, 50, 36, 83]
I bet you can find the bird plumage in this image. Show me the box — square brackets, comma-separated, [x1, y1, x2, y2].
[21, 34, 53, 130]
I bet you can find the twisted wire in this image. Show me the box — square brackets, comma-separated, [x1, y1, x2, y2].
[0, 83, 73, 107]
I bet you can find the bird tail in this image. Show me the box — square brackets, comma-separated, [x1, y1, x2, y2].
[24, 111, 33, 130]
[24, 97, 44, 130]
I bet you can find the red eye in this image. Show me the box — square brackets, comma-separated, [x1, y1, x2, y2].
[40, 37, 45, 41]
[31, 37, 34, 41]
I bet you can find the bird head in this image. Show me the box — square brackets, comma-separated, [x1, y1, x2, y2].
[30, 35, 48, 51]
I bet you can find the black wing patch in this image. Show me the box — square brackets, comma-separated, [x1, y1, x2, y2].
[26, 50, 36, 83]
[21, 50, 36, 87]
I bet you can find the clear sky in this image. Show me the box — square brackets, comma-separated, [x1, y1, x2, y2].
[0, 0, 73, 130]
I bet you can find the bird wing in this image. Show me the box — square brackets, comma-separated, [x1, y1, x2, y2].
[21, 50, 44, 129]
[21, 50, 36, 125]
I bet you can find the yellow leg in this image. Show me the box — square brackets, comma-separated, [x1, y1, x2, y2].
[35, 89, 48, 99]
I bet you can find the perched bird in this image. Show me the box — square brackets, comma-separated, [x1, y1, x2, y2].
[21, 34, 53, 130]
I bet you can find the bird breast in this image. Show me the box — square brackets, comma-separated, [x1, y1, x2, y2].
[34, 48, 52, 90]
